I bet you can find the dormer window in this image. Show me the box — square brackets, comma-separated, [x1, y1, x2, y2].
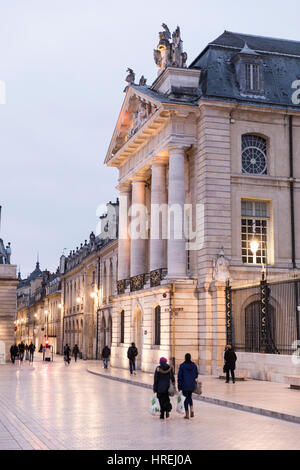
[231, 43, 264, 96]
[245, 63, 260, 91]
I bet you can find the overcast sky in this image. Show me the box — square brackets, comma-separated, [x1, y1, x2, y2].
[0, 0, 299, 277]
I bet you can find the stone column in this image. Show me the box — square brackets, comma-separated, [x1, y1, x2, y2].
[117, 185, 131, 281]
[150, 162, 167, 272]
[167, 146, 187, 278]
[130, 179, 147, 277]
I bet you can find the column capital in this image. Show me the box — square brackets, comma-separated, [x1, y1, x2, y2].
[130, 177, 147, 185]
[116, 183, 131, 193]
[168, 143, 190, 153]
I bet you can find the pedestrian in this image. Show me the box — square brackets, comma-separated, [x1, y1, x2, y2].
[10, 344, 17, 364]
[39, 343, 43, 353]
[29, 342, 35, 363]
[64, 344, 71, 364]
[127, 342, 138, 375]
[18, 342, 25, 362]
[224, 344, 237, 384]
[72, 344, 79, 362]
[177, 353, 199, 419]
[153, 357, 175, 420]
[101, 345, 111, 369]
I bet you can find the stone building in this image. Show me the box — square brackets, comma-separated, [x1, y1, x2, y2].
[0, 209, 17, 362]
[16, 263, 61, 352]
[60, 200, 118, 359]
[105, 27, 300, 380]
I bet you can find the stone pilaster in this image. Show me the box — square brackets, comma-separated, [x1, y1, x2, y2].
[117, 185, 131, 281]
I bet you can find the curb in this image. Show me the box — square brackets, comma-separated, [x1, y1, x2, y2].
[87, 367, 300, 425]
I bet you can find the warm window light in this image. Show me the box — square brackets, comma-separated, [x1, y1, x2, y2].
[44, 310, 49, 315]
[58, 303, 62, 309]
[34, 313, 38, 318]
[76, 297, 81, 303]
[90, 292, 96, 299]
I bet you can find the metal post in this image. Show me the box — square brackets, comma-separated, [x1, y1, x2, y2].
[225, 280, 233, 346]
[260, 272, 268, 353]
[171, 282, 176, 371]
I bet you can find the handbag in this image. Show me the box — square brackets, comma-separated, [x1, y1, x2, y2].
[168, 381, 176, 397]
[194, 381, 202, 395]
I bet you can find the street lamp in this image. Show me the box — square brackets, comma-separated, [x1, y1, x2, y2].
[250, 238, 266, 279]
[44, 309, 49, 341]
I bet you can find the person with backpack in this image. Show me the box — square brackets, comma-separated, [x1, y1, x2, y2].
[178, 353, 199, 419]
[153, 357, 175, 420]
[224, 344, 237, 383]
[101, 345, 111, 369]
[127, 342, 138, 375]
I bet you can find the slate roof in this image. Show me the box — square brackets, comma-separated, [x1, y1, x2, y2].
[189, 31, 300, 109]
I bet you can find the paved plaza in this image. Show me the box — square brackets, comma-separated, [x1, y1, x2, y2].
[0, 356, 299, 450]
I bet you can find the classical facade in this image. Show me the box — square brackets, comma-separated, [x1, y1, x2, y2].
[0, 210, 17, 362]
[105, 27, 300, 379]
[60, 200, 118, 359]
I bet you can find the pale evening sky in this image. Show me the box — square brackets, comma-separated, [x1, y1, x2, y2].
[0, 0, 299, 277]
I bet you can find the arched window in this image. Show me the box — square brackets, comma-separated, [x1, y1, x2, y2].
[242, 135, 267, 175]
[120, 310, 125, 344]
[154, 306, 161, 345]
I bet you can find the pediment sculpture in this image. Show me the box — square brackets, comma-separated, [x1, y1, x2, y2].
[112, 94, 158, 155]
[154, 24, 187, 74]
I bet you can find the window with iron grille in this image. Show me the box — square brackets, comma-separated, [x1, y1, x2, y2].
[245, 63, 260, 91]
[241, 200, 269, 265]
[120, 310, 125, 343]
[242, 135, 267, 175]
[154, 306, 161, 345]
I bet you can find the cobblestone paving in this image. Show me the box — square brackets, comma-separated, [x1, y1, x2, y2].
[0, 359, 299, 450]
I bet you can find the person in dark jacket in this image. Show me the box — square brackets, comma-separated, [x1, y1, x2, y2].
[224, 345, 237, 383]
[18, 342, 25, 362]
[29, 342, 35, 363]
[178, 353, 198, 419]
[153, 357, 175, 420]
[10, 344, 18, 364]
[72, 344, 80, 362]
[102, 345, 111, 369]
[64, 344, 71, 364]
[127, 342, 138, 375]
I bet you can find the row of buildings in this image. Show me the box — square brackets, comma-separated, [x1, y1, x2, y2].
[14, 26, 300, 382]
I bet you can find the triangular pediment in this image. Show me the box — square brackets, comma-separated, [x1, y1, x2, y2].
[105, 86, 162, 164]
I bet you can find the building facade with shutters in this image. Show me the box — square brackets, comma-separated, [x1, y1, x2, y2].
[105, 27, 300, 380]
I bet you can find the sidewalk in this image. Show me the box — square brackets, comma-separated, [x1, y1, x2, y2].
[86, 361, 300, 424]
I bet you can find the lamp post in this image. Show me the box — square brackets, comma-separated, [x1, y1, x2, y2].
[250, 238, 266, 279]
[44, 309, 49, 342]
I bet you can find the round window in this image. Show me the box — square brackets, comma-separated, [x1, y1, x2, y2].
[242, 135, 267, 175]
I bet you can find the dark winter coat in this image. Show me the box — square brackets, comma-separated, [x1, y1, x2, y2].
[102, 346, 111, 358]
[178, 361, 198, 392]
[29, 344, 35, 353]
[224, 349, 237, 370]
[73, 345, 79, 355]
[153, 363, 175, 394]
[127, 346, 138, 360]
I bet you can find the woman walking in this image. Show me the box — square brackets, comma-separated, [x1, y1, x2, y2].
[153, 357, 175, 420]
[224, 345, 237, 383]
[178, 353, 198, 419]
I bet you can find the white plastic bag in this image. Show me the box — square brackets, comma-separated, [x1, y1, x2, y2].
[149, 395, 160, 416]
[176, 392, 185, 414]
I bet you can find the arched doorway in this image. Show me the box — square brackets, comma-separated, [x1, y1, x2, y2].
[133, 307, 143, 369]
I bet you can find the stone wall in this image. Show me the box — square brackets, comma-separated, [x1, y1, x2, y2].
[236, 352, 300, 383]
[0, 265, 17, 363]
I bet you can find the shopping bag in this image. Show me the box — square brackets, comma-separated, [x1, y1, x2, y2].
[176, 392, 185, 414]
[149, 395, 160, 416]
[168, 381, 176, 397]
[194, 381, 202, 395]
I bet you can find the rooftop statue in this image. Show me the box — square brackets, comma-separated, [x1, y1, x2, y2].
[154, 23, 187, 74]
